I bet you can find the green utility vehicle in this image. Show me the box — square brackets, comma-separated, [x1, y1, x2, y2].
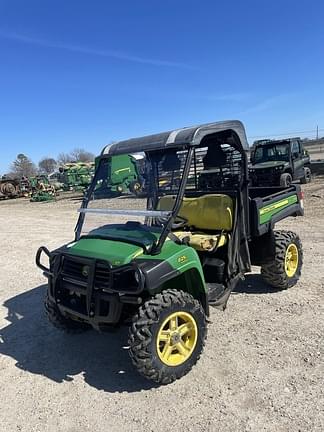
[249, 137, 312, 187]
[94, 153, 145, 197]
[36, 121, 304, 384]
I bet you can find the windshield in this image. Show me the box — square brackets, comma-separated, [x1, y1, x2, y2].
[77, 149, 189, 251]
[253, 143, 289, 163]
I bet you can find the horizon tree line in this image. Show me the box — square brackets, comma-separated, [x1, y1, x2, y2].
[3, 148, 95, 179]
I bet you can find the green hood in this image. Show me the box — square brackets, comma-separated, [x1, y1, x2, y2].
[66, 235, 205, 283]
[251, 160, 288, 170]
[67, 238, 144, 266]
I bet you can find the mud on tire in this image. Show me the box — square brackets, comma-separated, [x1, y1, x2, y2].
[45, 294, 90, 333]
[128, 289, 207, 384]
[261, 230, 303, 290]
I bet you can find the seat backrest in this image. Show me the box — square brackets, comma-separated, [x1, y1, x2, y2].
[158, 194, 234, 231]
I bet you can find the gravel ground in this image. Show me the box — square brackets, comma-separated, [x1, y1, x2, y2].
[0, 181, 323, 432]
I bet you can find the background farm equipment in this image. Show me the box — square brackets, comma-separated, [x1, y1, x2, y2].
[0, 177, 21, 199]
[106, 153, 145, 196]
[58, 162, 95, 191]
[93, 154, 145, 197]
[29, 175, 57, 202]
[30, 190, 56, 202]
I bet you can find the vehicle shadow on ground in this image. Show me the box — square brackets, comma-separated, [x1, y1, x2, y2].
[0, 285, 157, 393]
[234, 273, 282, 294]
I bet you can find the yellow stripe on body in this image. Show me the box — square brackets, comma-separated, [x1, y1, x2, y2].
[260, 199, 289, 215]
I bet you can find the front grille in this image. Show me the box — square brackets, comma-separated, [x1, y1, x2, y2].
[61, 257, 111, 290]
[253, 169, 279, 185]
[95, 262, 111, 290]
[62, 258, 87, 282]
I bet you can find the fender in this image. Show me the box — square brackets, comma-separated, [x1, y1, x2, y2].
[135, 242, 208, 314]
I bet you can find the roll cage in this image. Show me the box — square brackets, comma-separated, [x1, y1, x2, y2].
[75, 120, 250, 257]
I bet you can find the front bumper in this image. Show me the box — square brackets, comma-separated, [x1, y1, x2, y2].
[250, 169, 282, 186]
[36, 247, 144, 328]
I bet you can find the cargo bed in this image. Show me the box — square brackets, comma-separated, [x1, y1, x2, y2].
[249, 185, 304, 237]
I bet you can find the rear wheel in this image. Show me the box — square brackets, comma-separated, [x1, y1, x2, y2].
[129, 289, 207, 384]
[280, 173, 292, 187]
[261, 230, 303, 290]
[45, 294, 90, 333]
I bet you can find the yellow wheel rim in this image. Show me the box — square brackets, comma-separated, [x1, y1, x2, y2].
[285, 243, 299, 277]
[156, 311, 198, 367]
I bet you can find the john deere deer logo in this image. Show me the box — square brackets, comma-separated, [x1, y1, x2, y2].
[82, 265, 90, 277]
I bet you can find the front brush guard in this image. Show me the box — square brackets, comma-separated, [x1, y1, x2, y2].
[36, 246, 144, 327]
[36, 246, 52, 275]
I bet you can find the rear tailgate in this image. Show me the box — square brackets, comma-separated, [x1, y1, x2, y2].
[250, 185, 304, 236]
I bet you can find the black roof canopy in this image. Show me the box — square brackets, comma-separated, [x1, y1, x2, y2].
[102, 120, 249, 156]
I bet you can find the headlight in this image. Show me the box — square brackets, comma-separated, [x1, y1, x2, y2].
[113, 267, 143, 293]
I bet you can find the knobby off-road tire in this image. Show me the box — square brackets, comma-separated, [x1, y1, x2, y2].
[280, 173, 292, 187]
[300, 167, 312, 184]
[129, 289, 207, 384]
[44, 294, 90, 333]
[261, 230, 303, 290]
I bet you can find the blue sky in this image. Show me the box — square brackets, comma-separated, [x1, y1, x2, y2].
[0, 0, 324, 173]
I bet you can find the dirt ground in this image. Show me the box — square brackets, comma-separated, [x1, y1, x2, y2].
[0, 180, 323, 432]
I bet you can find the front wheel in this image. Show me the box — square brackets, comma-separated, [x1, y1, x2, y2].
[280, 173, 292, 187]
[129, 289, 207, 384]
[261, 230, 303, 290]
[45, 294, 90, 333]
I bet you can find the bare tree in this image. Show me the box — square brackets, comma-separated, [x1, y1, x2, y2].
[11, 154, 37, 178]
[70, 148, 95, 162]
[57, 149, 95, 165]
[38, 157, 57, 174]
[57, 152, 72, 165]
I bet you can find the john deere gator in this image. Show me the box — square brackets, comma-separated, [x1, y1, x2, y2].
[36, 120, 304, 384]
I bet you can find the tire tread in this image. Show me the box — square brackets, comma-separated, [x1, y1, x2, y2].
[261, 230, 303, 290]
[128, 289, 207, 384]
[44, 294, 89, 333]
